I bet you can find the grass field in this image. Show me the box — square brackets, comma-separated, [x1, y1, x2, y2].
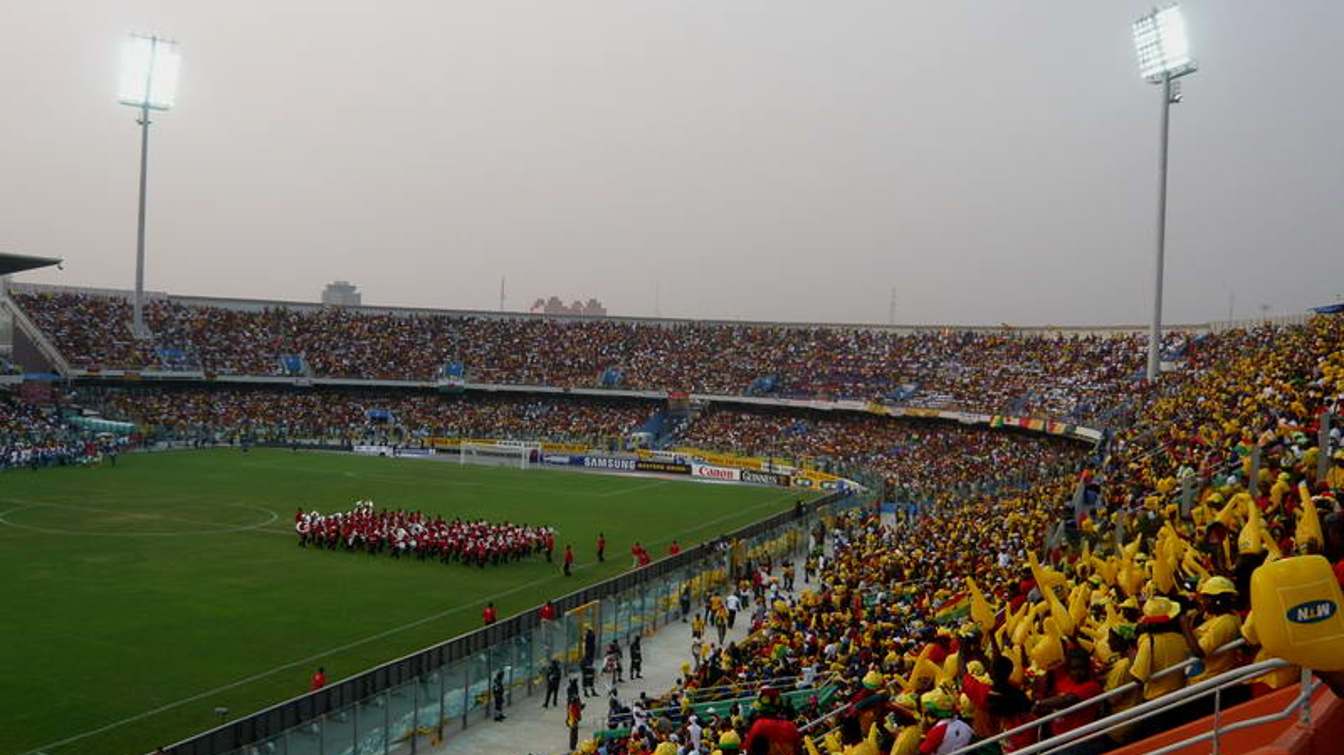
[0, 448, 801, 755]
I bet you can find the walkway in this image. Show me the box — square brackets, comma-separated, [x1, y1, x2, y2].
[432, 590, 799, 754]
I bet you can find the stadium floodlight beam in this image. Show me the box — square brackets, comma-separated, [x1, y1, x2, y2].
[118, 33, 181, 339]
[1133, 5, 1195, 381]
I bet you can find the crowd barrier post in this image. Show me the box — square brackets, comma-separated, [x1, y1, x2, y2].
[1320, 412, 1333, 482]
[1248, 445, 1261, 497]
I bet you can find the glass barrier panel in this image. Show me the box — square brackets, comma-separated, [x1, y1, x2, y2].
[321, 705, 355, 755]
[284, 718, 323, 755]
[385, 678, 418, 746]
[354, 693, 388, 755]
[465, 652, 490, 724]
[441, 658, 469, 728]
[513, 630, 536, 695]
[487, 639, 513, 711]
[249, 732, 288, 755]
[413, 674, 440, 746]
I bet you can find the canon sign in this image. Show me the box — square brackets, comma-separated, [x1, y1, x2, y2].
[693, 464, 741, 482]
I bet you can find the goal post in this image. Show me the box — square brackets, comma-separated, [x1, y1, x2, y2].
[459, 441, 532, 470]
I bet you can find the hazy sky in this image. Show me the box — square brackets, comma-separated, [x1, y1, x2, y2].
[3, 1, 1341, 325]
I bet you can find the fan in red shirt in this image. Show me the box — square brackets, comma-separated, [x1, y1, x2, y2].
[309, 666, 327, 691]
[482, 602, 498, 625]
[539, 600, 558, 622]
[667, 540, 681, 556]
[1033, 648, 1103, 737]
[743, 687, 802, 755]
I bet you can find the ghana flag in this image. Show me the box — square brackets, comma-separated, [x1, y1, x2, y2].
[933, 592, 970, 624]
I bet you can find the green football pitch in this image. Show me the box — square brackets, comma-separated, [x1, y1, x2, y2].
[0, 448, 801, 755]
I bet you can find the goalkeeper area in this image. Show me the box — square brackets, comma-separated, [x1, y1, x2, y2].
[0, 448, 801, 755]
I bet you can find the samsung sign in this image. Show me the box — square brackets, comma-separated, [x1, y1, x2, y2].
[584, 456, 638, 472]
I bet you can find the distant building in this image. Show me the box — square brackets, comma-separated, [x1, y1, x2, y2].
[322, 281, 361, 307]
[530, 296, 606, 317]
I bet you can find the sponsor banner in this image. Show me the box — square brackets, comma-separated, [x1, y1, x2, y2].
[542, 454, 577, 466]
[540, 441, 589, 454]
[792, 476, 815, 489]
[740, 468, 791, 487]
[635, 460, 691, 475]
[693, 464, 741, 482]
[353, 444, 392, 456]
[583, 455, 638, 472]
[397, 447, 434, 457]
[672, 447, 767, 471]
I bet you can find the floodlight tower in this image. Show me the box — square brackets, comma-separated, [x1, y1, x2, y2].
[118, 33, 181, 339]
[1133, 5, 1196, 381]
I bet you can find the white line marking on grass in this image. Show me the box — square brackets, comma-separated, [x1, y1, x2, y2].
[0, 499, 278, 537]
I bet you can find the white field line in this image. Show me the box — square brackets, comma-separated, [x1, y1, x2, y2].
[0, 498, 280, 537]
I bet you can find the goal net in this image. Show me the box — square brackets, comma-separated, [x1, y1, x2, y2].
[459, 442, 531, 470]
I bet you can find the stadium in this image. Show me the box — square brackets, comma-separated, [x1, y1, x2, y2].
[5, 4, 1344, 755]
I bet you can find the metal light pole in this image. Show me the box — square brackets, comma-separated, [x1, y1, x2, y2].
[133, 102, 151, 337]
[118, 34, 181, 339]
[1133, 5, 1196, 381]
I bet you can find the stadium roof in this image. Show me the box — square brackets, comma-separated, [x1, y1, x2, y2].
[0, 252, 62, 276]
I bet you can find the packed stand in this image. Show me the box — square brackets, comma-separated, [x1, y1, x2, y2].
[12, 288, 1181, 421]
[573, 315, 1344, 755]
[85, 386, 653, 446]
[0, 394, 112, 471]
[681, 406, 1090, 505]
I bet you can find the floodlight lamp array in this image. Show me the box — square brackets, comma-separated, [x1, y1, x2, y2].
[1133, 5, 1196, 82]
[118, 33, 181, 111]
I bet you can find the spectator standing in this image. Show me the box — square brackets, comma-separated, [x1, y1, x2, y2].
[543, 659, 562, 708]
[491, 670, 506, 721]
[629, 635, 643, 680]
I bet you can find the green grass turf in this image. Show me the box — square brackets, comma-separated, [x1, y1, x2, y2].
[0, 448, 803, 755]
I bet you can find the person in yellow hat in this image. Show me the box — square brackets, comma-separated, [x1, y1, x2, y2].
[915, 688, 973, 753]
[1180, 576, 1245, 687]
[1329, 450, 1344, 493]
[1131, 596, 1188, 700]
[714, 728, 741, 755]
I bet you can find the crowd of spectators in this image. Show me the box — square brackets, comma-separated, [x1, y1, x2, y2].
[576, 315, 1344, 754]
[85, 386, 653, 446]
[0, 395, 108, 471]
[12, 289, 1182, 422]
[681, 407, 1089, 505]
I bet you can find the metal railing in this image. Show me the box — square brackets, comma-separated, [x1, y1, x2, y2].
[1016, 659, 1314, 755]
[944, 638, 1247, 755]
